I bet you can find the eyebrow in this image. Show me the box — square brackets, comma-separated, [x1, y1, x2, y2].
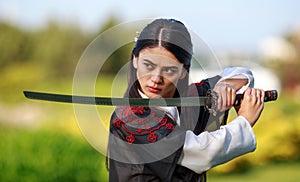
[142, 59, 179, 70]
[142, 59, 157, 66]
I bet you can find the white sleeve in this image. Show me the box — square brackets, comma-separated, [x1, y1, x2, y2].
[178, 116, 256, 173]
[218, 67, 255, 93]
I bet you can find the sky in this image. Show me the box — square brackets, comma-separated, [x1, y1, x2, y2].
[1, 0, 300, 52]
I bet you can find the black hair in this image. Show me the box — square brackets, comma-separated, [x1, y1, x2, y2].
[125, 18, 193, 98]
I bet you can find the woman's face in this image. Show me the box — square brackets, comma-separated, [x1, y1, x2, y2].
[133, 46, 187, 98]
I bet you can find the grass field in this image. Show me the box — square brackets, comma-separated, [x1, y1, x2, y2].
[1, 124, 300, 182]
[0, 125, 108, 181]
[208, 162, 300, 182]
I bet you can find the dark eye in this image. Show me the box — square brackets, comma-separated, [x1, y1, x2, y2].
[144, 63, 154, 70]
[164, 67, 178, 75]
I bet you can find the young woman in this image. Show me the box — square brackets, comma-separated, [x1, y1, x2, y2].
[108, 18, 264, 182]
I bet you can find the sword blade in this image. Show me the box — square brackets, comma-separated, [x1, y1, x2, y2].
[23, 91, 209, 107]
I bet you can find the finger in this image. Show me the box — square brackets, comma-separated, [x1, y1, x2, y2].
[258, 89, 265, 106]
[250, 87, 256, 96]
[217, 91, 223, 111]
[222, 85, 236, 110]
[227, 86, 236, 108]
[250, 88, 257, 104]
[230, 87, 235, 105]
[257, 89, 262, 99]
[222, 86, 230, 110]
[225, 86, 230, 108]
[244, 87, 251, 95]
[244, 88, 256, 105]
[256, 90, 262, 105]
[261, 89, 265, 102]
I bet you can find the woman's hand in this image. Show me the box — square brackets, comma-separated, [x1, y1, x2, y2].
[213, 78, 249, 112]
[235, 88, 265, 127]
[213, 82, 237, 112]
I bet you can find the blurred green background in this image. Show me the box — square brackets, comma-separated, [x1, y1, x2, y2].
[1, 1, 300, 181]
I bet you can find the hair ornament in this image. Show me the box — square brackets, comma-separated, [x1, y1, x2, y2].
[134, 31, 140, 42]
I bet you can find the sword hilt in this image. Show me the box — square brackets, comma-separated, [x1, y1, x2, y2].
[205, 90, 278, 114]
[234, 90, 278, 106]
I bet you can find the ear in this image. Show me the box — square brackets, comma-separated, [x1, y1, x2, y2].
[133, 56, 138, 69]
[179, 69, 187, 79]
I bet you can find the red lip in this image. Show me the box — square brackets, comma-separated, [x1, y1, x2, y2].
[147, 86, 161, 93]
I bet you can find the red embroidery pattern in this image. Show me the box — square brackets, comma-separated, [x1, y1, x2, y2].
[160, 118, 167, 125]
[148, 132, 158, 142]
[195, 81, 205, 86]
[131, 106, 144, 115]
[166, 123, 174, 130]
[113, 118, 122, 128]
[126, 134, 135, 144]
[113, 106, 175, 144]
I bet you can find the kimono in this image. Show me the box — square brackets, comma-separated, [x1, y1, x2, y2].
[108, 68, 256, 182]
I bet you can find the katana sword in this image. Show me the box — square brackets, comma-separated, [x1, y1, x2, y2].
[23, 90, 278, 113]
[23, 90, 217, 107]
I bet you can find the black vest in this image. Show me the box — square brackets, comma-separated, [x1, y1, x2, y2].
[108, 76, 228, 182]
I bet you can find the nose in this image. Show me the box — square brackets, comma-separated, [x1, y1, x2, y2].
[151, 74, 163, 84]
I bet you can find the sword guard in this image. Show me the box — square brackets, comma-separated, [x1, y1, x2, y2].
[205, 90, 218, 114]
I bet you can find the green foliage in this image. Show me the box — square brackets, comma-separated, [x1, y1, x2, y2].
[100, 42, 134, 73]
[0, 21, 89, 77]
[0, 17, 134, 78]
[93, 17, 136, 74]
[98, 16, 121, 34]
[0, 22, 27, 66]
[0, 125, 108, 182]
[28, 22, 90, 77]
